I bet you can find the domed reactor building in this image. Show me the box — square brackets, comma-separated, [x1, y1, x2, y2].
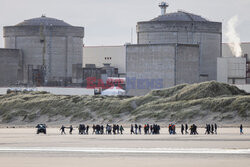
[2, 16, 84, 86]
[126, 2, 222, 95]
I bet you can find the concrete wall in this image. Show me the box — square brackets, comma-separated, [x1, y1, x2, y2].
[222, 43, 250, 84]
[126, 44, 199, 96]
[3, 25, 84, 86]
[0, 49, 23, 86]
[83, 46, 126, 74]
[217, 58, 228, 83]
[217, 57, 246, 84]
[176, 45, 200, 85]
[137, 21, 222, 81]
[72, 64, 83, 84]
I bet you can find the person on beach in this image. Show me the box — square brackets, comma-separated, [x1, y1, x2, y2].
[112, 124, 116, 135]
[205, 124, 208, 134]
[144, 124, 147, 134]
[130, 124, 134, 134]
[147, 124, 150, 134]
[211, 124, 214, 134]
[60, 125, 66, 135]
[240, 124, 244, 135]
[181, 124, 184, 135]
[185, 124, 188, 134]
[120, 125, 124, 134]
[116, 125, 120, 134]
[86, 125, 89, 135]
[172, 124, 176, 134]
[207, 124, 210, 134]
[69, 125, 73, 134]
[169, 124, 172, 134]
[135, 124, 138, 134]
[92, 124, 96, 134]
[214, 123, 217, 134]
[101, 125, 104, 134]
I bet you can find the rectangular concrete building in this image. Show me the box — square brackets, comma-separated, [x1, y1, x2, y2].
[222, 43, 250, 84]
[217, 57, 246, 84]
[126, 44, 200, 96]
[0, 49, 23, 86]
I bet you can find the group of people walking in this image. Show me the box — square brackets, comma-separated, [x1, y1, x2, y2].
[92, 124, 124, 135]
[169, 124, 177, 134]
[205, 124, 217, 135]
[78, 124, 89, 134]
[58, 123, 245, 135]
[180, 124, 189, 135]
[178, 124, 198, 135]
[60, 125, 73, 135]
[190, 124, 198, 135]
[130, 124, 161, 135]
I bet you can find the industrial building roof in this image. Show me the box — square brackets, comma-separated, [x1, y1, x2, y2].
[151, 11, 208, 22]
[16, 16, 72, 26]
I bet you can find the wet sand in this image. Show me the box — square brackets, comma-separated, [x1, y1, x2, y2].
[0, 128, 249, 167]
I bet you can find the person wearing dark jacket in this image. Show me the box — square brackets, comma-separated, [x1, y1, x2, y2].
[120, 125, 124, 135]
[60, 125, 66, 135]
[69, 125, 73, 134]
[138, 125, 142, 134]
[130, 124, 134, 134]
[211, 124, 214, 134]
[92, 124, 96, 134]
[240, 124, 244, 135]
[181, 124, 184, 135]
[185, 124, 188, 134]
[135, 124, 138, 134]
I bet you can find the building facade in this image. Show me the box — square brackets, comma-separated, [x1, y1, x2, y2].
[0, 49, 23, 86]
[222, 43, 250, 84]
[3, 16, 84, 86]
[126, 44, 200, 96]
[217, 57, 246, 84]
[137, 11, 222, 81]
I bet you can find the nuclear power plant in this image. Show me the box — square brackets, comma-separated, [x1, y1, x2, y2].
[137, 3, 222, 81]
[83, 2, 224, 95]
[1, 16, 84, 86]
[0, 2, 250, 96]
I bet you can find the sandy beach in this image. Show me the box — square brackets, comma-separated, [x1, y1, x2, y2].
[0, 127, 249, 167]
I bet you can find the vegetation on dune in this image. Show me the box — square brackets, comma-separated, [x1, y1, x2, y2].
[0, 81, 249, 125]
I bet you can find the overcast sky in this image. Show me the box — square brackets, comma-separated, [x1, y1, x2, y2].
[0, 0, 250, 47]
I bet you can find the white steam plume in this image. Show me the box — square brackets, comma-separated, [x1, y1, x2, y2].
[226, 15, 242, 57]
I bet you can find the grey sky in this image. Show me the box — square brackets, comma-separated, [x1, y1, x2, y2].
[0, 0, 250, 47]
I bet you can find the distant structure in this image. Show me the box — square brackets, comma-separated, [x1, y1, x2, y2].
[159, 2, 169, 15]
[136, 3, 222, 82]
[4, 3, 246, 96]
[218, 43, 250, 84]
[1, 16, 84, 86]
[82, 63, 119, 86]
[217, 57, 246, 84]
[125, 2, 222, 95]
[0, 49, 23, 86]
[82, 2, 223, 96]
[83, 45, 126, 76]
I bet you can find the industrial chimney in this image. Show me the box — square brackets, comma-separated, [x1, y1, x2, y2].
[159, 2, 169, 15]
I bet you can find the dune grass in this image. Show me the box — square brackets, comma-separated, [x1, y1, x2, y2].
[0, 81, 249, 124]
